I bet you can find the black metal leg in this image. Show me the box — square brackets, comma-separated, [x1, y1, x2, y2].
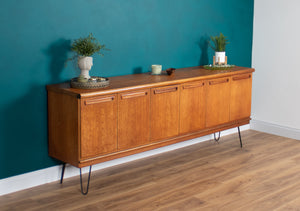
[238, 126, 243, 148]
[214, 131, 221, 142]
[60, 163, 66, 184]
[80, 165, 92, 195]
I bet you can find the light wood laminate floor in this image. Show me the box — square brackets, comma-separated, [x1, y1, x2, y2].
[1, 130, 300, 210]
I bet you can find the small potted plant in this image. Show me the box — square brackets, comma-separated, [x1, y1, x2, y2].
[70, 33, 108, 79]
[209, 33, 229, 65]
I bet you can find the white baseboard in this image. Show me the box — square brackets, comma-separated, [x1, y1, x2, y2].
[0, 125, 249, 196]
[250, 119, 300, 140]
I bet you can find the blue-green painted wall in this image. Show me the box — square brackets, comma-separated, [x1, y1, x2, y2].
[0, 0, 254, 179]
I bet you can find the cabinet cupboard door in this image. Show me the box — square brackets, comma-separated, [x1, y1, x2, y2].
[80, 95, 117, 159]
[150, 85, 179, 141]
[180, 81, 206, 134]
[230, 73, 252, 120]
[206, 77, 230, 127]
[118, 89, 150, 150]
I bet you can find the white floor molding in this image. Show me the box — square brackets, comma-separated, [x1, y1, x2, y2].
[250, 119, 300, 140]
[0, 125, 249, 196]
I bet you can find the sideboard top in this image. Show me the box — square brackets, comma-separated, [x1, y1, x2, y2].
[47, 66, 254, 98]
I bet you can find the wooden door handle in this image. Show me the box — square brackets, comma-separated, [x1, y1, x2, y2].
[84, 96, 115, 105]
[209, 78, 229, 85]
[154, 86, 178, 94]
[232, 74, 251, 81]
[182, 82, 205, 89]
[120, 91, 148, 99]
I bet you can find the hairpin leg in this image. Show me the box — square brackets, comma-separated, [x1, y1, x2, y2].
[80, 165, 92, 195]
[60, 163, 66, 184]
[214, 131, 221, 142]
[238, 126, 243, 148]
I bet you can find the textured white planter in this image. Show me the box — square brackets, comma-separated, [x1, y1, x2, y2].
[78, 56, 93, 79]
[151, 64, 162, 75]
[215, 51, 226, 64]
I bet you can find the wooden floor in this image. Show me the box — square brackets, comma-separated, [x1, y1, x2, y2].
[1, 130, 300, 211]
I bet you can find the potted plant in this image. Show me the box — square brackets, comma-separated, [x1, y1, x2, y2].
[70, 33, 108, 79]
[209, 33, 229, 65]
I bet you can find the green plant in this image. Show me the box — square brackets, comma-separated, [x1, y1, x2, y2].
[209, 33, 229, 52]
[71, 33, 108, 57]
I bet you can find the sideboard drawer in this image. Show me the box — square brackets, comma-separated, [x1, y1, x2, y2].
[180, 81, 206, 134]
[206, 77, 231, 127]
[118, 89, 150, 150]
[80, 95, 118, 159]
[150, 85, 180, 141]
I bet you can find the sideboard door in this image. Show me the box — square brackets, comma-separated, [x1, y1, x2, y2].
[150, 85, 180, 141]
[180, 81, 206, 134]
[80, 95, 118, 159]
[118, 89, 150, 150]
[230, 73, 252, 121]
[206, 77, 231, 127]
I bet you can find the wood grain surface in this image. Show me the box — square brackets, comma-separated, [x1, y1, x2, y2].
[46, 66, 254, 98]
[118, 89, 150, 150]
[2, 130, 300, 210]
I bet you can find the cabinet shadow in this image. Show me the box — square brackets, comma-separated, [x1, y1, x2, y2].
[198, 35, 209, 66]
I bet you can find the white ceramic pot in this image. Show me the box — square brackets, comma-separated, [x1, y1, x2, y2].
[151, 64, 162, 75]
[78, 56, 93, 79]
[215, 52, 226, 64]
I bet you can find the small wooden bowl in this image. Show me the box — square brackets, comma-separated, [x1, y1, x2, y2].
[166, 68, 176, 75]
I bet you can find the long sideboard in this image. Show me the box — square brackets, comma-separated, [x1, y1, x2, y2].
[47, 66, 254, 194]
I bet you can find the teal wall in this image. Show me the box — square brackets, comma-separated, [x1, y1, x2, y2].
[0, 0, 254, 179]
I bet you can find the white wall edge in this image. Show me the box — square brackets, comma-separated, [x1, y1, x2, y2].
[250, 119, 300, 140]
[0, 125, 249, 196]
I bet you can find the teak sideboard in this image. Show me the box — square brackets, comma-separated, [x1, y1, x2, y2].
[47, 66, 254, 194]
